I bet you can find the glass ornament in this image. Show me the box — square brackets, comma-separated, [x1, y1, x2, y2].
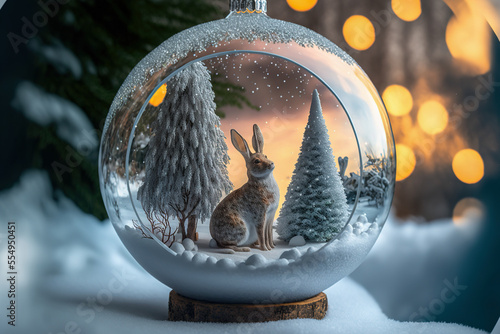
[99, 0, 396, 304]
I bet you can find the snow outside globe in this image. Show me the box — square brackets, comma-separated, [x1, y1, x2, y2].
[99, 0, 396, 304]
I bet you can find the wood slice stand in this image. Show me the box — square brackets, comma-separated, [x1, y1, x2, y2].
[168, 290, 328, 323]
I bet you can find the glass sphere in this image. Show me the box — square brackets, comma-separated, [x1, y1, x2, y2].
[99, 9, 395, 304]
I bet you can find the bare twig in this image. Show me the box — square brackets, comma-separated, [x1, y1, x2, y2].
[132, 208, 178, 247]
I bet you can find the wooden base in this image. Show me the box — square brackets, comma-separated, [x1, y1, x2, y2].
[168, 291, 328, 323]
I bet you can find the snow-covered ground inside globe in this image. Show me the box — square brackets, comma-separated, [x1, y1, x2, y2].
[113, 171, 382, 263]
[193, 199, 380, 262]
[0, 171, 493, 334]
[179, 222, 318, 261]
[183, 217, 376, 262]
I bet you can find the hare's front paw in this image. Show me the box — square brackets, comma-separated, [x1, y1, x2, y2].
[251, 241, 270, 251]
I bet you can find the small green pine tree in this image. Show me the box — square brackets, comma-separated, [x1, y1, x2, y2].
[277, 90, 348, 242]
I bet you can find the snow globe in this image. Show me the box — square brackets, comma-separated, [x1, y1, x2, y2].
[99, 0, 395, 322]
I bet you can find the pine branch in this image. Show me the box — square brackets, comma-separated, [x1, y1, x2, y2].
[18, 0, 225, 220]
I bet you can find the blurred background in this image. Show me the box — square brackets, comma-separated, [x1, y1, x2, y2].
[0, 0, 499, 332]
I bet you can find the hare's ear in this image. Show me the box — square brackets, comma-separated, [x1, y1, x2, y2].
[231, 129, 251, 159]
[252, 124, 264, 153]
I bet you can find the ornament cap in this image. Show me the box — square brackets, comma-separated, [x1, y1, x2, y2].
[229, 0, 267, 15]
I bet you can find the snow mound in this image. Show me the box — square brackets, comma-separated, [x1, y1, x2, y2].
[289, 235, 306, 246]
[209, 238, 218, 248]
[182, 238, 197, 251]
[356, 213, 369, 224]
[170, 242, 185, 254]
[192, 252, 209, 265]
[245, 254, 268, 267]
[351, 216, 482, 323]
[280, 248, 301, 261]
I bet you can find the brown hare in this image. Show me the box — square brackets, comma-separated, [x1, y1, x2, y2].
[210, 124, 279, 252]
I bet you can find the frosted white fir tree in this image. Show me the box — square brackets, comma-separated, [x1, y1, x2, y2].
[277, 90, 348, 242]
[137, 62, 233, 241]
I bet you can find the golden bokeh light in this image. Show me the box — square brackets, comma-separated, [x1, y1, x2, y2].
[417, 100, 448, 135]
[382, 85, 413, 116]
[460, 0, 500, 41]
[149, 83, 167, 107]
[445, 5, 491, 75]
[452, 149, 484, 184]
[391, 0, 422, 22]
[453, 197, 485, 225]
[286, 0, 318, 12]
[343, 15, 376, 51]
[396, 144, 416, 181]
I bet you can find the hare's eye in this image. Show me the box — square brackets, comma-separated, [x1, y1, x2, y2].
[265, 155, 268, 158]
[254, 159, 261, 164]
